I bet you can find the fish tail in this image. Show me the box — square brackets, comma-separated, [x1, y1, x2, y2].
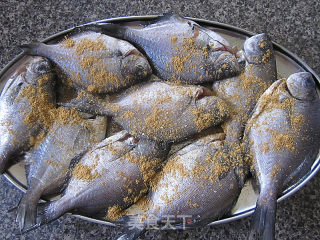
[248, 193, 277, 240]
[20, 42, 47, 56]
[115, 215, 147, 240]
[116, 228, 146, 240]
[91, 22, 127, 39]
[16, 190, 42, 232]
[59, 93, 112, 116]
[17, 202, 50, 234]
[155, 13, 181, 22]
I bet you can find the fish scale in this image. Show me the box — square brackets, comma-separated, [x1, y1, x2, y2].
[32, 131, 168, 228]
[93, 14, 243, 84]
[244, 72, 320, 240]
[211, 33, 277, 185]
[117, 133, 241, 239]
[20, 31, 152, 94]
[63, 78, 229, 142]
[16, 115, 107, 232]
[0, 57, 56, 173]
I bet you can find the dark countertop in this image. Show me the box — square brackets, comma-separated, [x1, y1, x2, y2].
[1, 1, 320, 239]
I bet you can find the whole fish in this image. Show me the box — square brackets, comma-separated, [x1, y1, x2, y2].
[91, 14, 243, 84]
[244, 72, 320, 240]
[20, 31, 152, 94]
[118, 133, 241, 240]
[0, 57, 56, 173]
[16, 112, 107, 232]
[32, 131, 168, 228]
[63, 77, 229, 142]
[212, 33, 277, 183]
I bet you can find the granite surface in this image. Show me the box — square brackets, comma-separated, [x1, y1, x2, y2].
[1, 0, 320, 239]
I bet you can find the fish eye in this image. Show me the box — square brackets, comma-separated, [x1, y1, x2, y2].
[14, 82, 24, 92]
[33, 61, 50, 74]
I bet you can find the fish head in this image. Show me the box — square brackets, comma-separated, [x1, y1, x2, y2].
[0, 57, 54, 104]
[25, 57, 55, 88]
[286, 72, 318, 101]
[137, 138, 169, 160]
[208, 51, 240, 80]
[243, 33, 274, 64]
[192, 87, 229, 127]
[120, 53, 152, 82]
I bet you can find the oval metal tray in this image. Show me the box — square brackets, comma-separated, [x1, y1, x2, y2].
[1, 15, 320, 228]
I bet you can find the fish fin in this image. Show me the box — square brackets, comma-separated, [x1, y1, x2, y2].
[8, 206, 18, 213]
[69, 150, 87, 170]
[35, 200, 66, 227]
[20, 42, 46, 56]
[58, 94, 110, 116]
[249, 195, 277, 240]
[20, 223, 41, 234]
[65, 24, 103, 37]
[19, 203, 51, 234]
[72, 22, 117, 36]
[64, 150, 88, 186]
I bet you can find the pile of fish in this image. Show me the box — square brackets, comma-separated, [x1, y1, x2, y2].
[0, 14, 319, 240]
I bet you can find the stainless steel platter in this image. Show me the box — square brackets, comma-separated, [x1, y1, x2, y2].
[1, 15, 319, 228]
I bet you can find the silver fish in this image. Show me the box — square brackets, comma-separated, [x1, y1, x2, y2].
[20, 32, 152, 94]
[118, 133, 241, 239]
[64, 77, 229, 142]
[33, 131, 168, 228]
[212, 33, 277, 183]
[93, 14, 243, 84]
[0, 57, 56, 173]
[16, 114, 107, 232]
[244, 72, 320, 240]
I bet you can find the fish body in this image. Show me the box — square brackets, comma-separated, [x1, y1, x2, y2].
[16, 113, 107, 232]
[35, 131, 168, 226]
[95, 14, 242, 84]
[148, 133, 240, 222]
[245, 72, 320, 240]
[0, 57, 56, 173]
[21, 32, 152, 94]
[211, 33, 277, 182]
[118, 133, 241, 239]
[66, 78, 229, 142]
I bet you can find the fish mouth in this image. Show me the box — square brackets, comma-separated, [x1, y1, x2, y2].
[210, 40, 239, 56]
[28, 57, 52, 75]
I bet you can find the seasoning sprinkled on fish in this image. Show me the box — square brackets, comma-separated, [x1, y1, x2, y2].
[90, 14, 243, 84]
[20, 32, 152, 94]
[244, 72, 320, 240]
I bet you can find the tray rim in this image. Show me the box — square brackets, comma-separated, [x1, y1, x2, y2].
[1, 14, 320, 228]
